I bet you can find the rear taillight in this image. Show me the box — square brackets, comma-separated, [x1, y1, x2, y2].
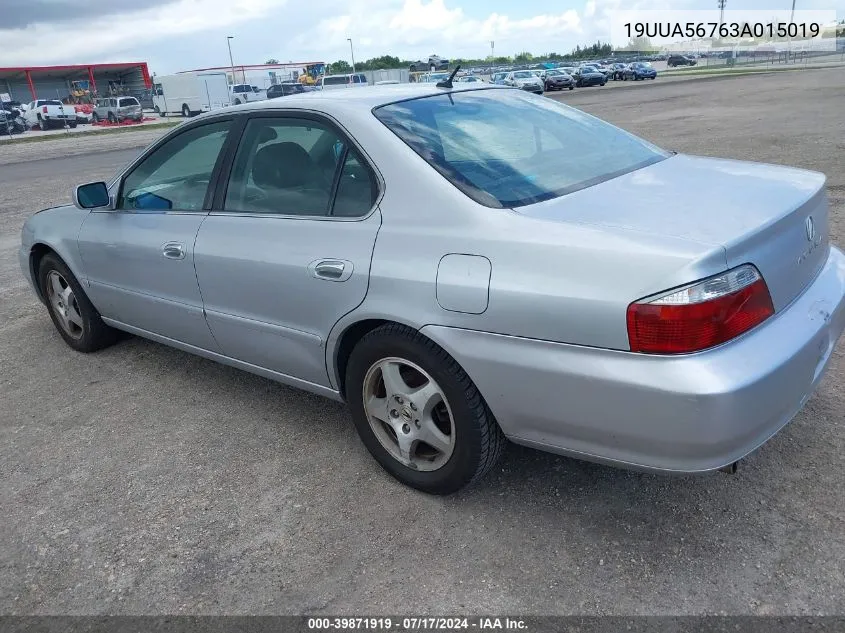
[42, 106, 48, 113]
[626, 265, 775, 354]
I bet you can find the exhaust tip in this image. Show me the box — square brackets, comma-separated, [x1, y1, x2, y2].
[718, 461, 738, 475]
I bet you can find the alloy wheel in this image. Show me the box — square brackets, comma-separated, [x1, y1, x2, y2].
[362, 357, 456, 471]
[45, 271, 84, 340]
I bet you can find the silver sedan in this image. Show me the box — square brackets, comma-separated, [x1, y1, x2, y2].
[19, 84, 845, 493]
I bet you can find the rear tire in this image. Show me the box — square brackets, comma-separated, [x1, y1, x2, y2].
[91, 112, 99, 123]
[38, 253, 119, 353]
[182, 104, 191, 117]
[346, 324, 505, 495]
[107, 112, 117, 123]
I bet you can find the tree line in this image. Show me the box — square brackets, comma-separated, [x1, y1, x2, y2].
[265, 41, 617, 74]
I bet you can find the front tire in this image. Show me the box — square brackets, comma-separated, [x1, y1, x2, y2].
[91, 112, 100, 123]
[182, 104, 191, 117]
[346, 324, 505, 495]
[38, 253, 118, 353]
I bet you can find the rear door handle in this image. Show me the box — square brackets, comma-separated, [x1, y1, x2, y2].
[309, 259, 353, 282]
[162, 241, 186, 260]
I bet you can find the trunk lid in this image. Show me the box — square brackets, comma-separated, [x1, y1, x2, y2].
[518, 154, 829, 310]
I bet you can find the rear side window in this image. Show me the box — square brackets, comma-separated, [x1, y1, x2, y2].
[374, 89, 668, 208]
[323, 76, 348, 86]
[222, 117, 376, 217]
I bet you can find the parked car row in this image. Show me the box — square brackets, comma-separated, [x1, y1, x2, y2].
[483, 60, 659, 93]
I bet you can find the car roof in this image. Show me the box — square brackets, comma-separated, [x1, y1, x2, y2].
[226, 84, 513, 115]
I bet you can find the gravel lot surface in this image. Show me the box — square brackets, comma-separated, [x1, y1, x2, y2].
[1, 69, 843, 616]
[0, 128, 173, 166]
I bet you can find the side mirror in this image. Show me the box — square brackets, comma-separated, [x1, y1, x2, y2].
[73, 182, 111, 210]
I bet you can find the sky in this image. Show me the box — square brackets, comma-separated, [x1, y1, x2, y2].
[0, 0, 842, 74]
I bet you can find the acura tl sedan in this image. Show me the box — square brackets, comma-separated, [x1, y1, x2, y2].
[19, 85, 845, 494]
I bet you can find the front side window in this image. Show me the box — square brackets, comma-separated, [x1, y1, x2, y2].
[118, 120, 231, 212]
[119, 98, 138, 107]
[374, 89, 668, 208]
[223, 117, 376, 217]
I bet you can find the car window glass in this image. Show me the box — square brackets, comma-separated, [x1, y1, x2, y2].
[375, 90, 667, 208]
[332, 149, 377, 217]
[118, 120, 231, 212]
[223, 118, 342, 216]
[436, 107, 538, 162]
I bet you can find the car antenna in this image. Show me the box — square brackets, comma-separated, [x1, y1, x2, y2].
[436, 65, 461, 89]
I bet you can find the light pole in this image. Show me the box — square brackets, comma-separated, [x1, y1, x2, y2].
[347, 38, 356, 73]
[490, 41, 495, 59]
[226, 36, 237, 85]
[717, 0, 726, 27]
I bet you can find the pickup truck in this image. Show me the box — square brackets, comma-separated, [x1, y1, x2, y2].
[229, 84, 266, 105]
[23, 99, 77, 129]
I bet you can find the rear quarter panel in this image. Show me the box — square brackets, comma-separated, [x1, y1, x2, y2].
[322, 104, 728, 387]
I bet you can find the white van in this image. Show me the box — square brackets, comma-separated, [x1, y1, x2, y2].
[318, 73, 369, 90]
[153, 72, 230, 117]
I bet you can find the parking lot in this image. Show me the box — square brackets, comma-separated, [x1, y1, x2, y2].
[1, 68, 843, 615]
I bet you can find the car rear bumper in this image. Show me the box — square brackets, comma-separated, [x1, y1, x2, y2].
[421, 245, 845, 473]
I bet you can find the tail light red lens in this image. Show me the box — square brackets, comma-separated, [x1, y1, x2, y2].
[627, 265, 775, 354]
[42, 106, 48, 113]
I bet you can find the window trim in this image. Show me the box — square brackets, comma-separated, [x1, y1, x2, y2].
[208, 109, 383, 222]
[109, 115, 241, 215]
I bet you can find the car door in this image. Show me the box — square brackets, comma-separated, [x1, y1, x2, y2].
[194, 112, 381, 388]
[77, 117, 236, 350]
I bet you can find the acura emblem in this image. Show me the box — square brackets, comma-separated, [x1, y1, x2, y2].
[806, 216, 816, 242]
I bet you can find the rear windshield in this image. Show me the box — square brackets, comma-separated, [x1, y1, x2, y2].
[374, 89, 668, 208]
[119, 98, 139, 107]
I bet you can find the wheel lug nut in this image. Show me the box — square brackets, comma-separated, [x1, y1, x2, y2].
[410, 403, 417, 411]
[402, 423, 411, 434]
[390, 409, 399, 418]
[397, 396, 404, 404]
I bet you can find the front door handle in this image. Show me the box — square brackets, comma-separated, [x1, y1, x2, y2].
[162, 242, 186, 260]
[309, 259, 353, 282]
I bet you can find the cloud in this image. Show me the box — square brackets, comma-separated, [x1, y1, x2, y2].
[4, 0, 174, 29]
[0, 0, 288, 66]
[295, 0, 585, 62]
